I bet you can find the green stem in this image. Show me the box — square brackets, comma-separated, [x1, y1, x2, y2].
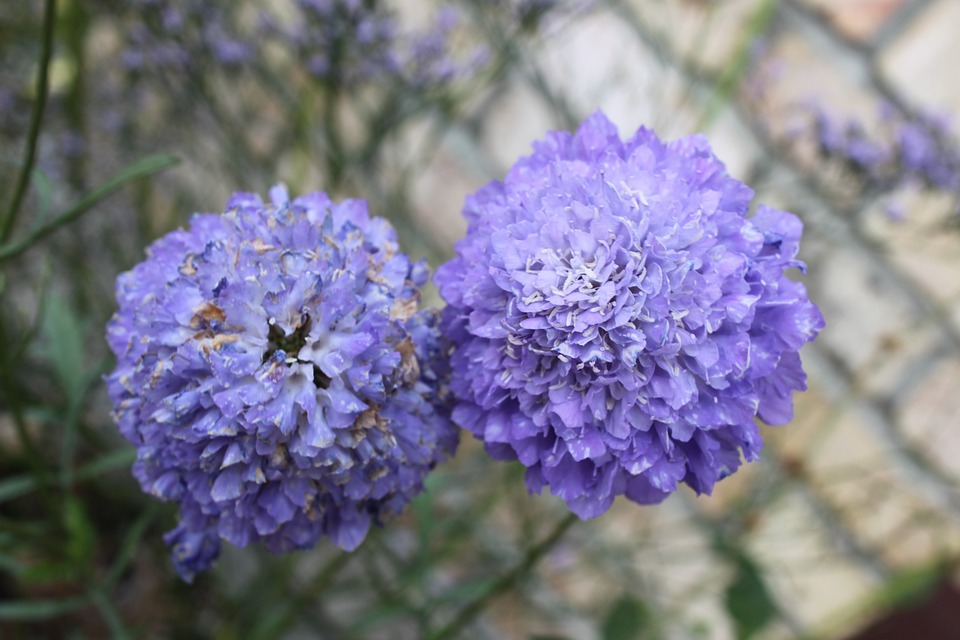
[88, 586, 132, 640]
[0, 311, 56, 511]
[428, 511, 579, 640]
[63, 0, 90, 191]
[2, 0, 57, 243]
[247, 551, 352, 640]
[694, 0, 780, 131]
[322, 82, 346, 190]
[0, 154, 179, 264]
[0, 517, 59, 551]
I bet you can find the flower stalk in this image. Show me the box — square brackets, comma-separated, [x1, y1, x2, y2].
[1, 0, 57, 243]
[428, 511, 579, 640]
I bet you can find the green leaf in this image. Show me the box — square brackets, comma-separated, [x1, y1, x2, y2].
[40, 292, 92, 487]
[688, 620, 711, 638]
[22, 559, 82, 584]
[105, 505, 158, 587]
[602, 595, 652, 640]
[0, 516, 53, 541]
[0, 448, 135, 506]
[75, 447, 137, 481]
[412, 492, 435, 542]
[63, 494, 96, 567]
[874, 563, 946, 610]
[346, 602, 409, 635]
[88, 587, 132, 640]
[0, 475, 35, 503]
[433, 577, 496, 605]
[0, 154, 179, 263]
[0, 597, 87, 621]
[724, 551, 778, 640]
[30, 167, 55, 226]
[0, 551, 26, 576]
[695, 0, 780, 130]
[41, 292, 87, 406]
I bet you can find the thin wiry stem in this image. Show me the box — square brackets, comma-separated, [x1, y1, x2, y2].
[428, 511, 579, 640]
[0, 155, 179, 264]
[2, 0, 57, 243]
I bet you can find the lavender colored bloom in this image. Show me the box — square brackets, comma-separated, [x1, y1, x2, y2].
[120, 1, 254, 75]
[106, 186, 457, 581]
[800, 101, 960, 210]
[269, 1, 485, 89]
[435, 112, 823, 519]
[896, 119, 960, 191]
[278, 0, 401, 85]
[205, 25, 255, 66]
[405, 8, 461, 87]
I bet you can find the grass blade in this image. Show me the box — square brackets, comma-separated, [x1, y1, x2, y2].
[0, 597, 87, 621]
[0, 154, 179, 263]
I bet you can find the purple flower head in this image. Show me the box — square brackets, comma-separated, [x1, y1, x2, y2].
[435, 112, 823, 519]
[106, 186, 457, 582]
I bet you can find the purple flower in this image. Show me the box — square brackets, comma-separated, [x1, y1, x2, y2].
[269, 1, 486, 88]
[896, 120, 960, 191]
[799, 101, 960, 208]
[119, 1, 254, 75]
[106, 186, 457, 581]
[205, 24, 255, 66]
[435, 112, 823, 519]
[278, 0, 401, 85]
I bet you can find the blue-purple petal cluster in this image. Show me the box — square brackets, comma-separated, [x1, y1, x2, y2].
[106, 186, 457, 581]
[435, 112, 823, 519]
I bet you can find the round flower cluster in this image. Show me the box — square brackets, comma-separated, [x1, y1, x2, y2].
[106, 186, 457, 581]
[435, 112, 823, 519]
